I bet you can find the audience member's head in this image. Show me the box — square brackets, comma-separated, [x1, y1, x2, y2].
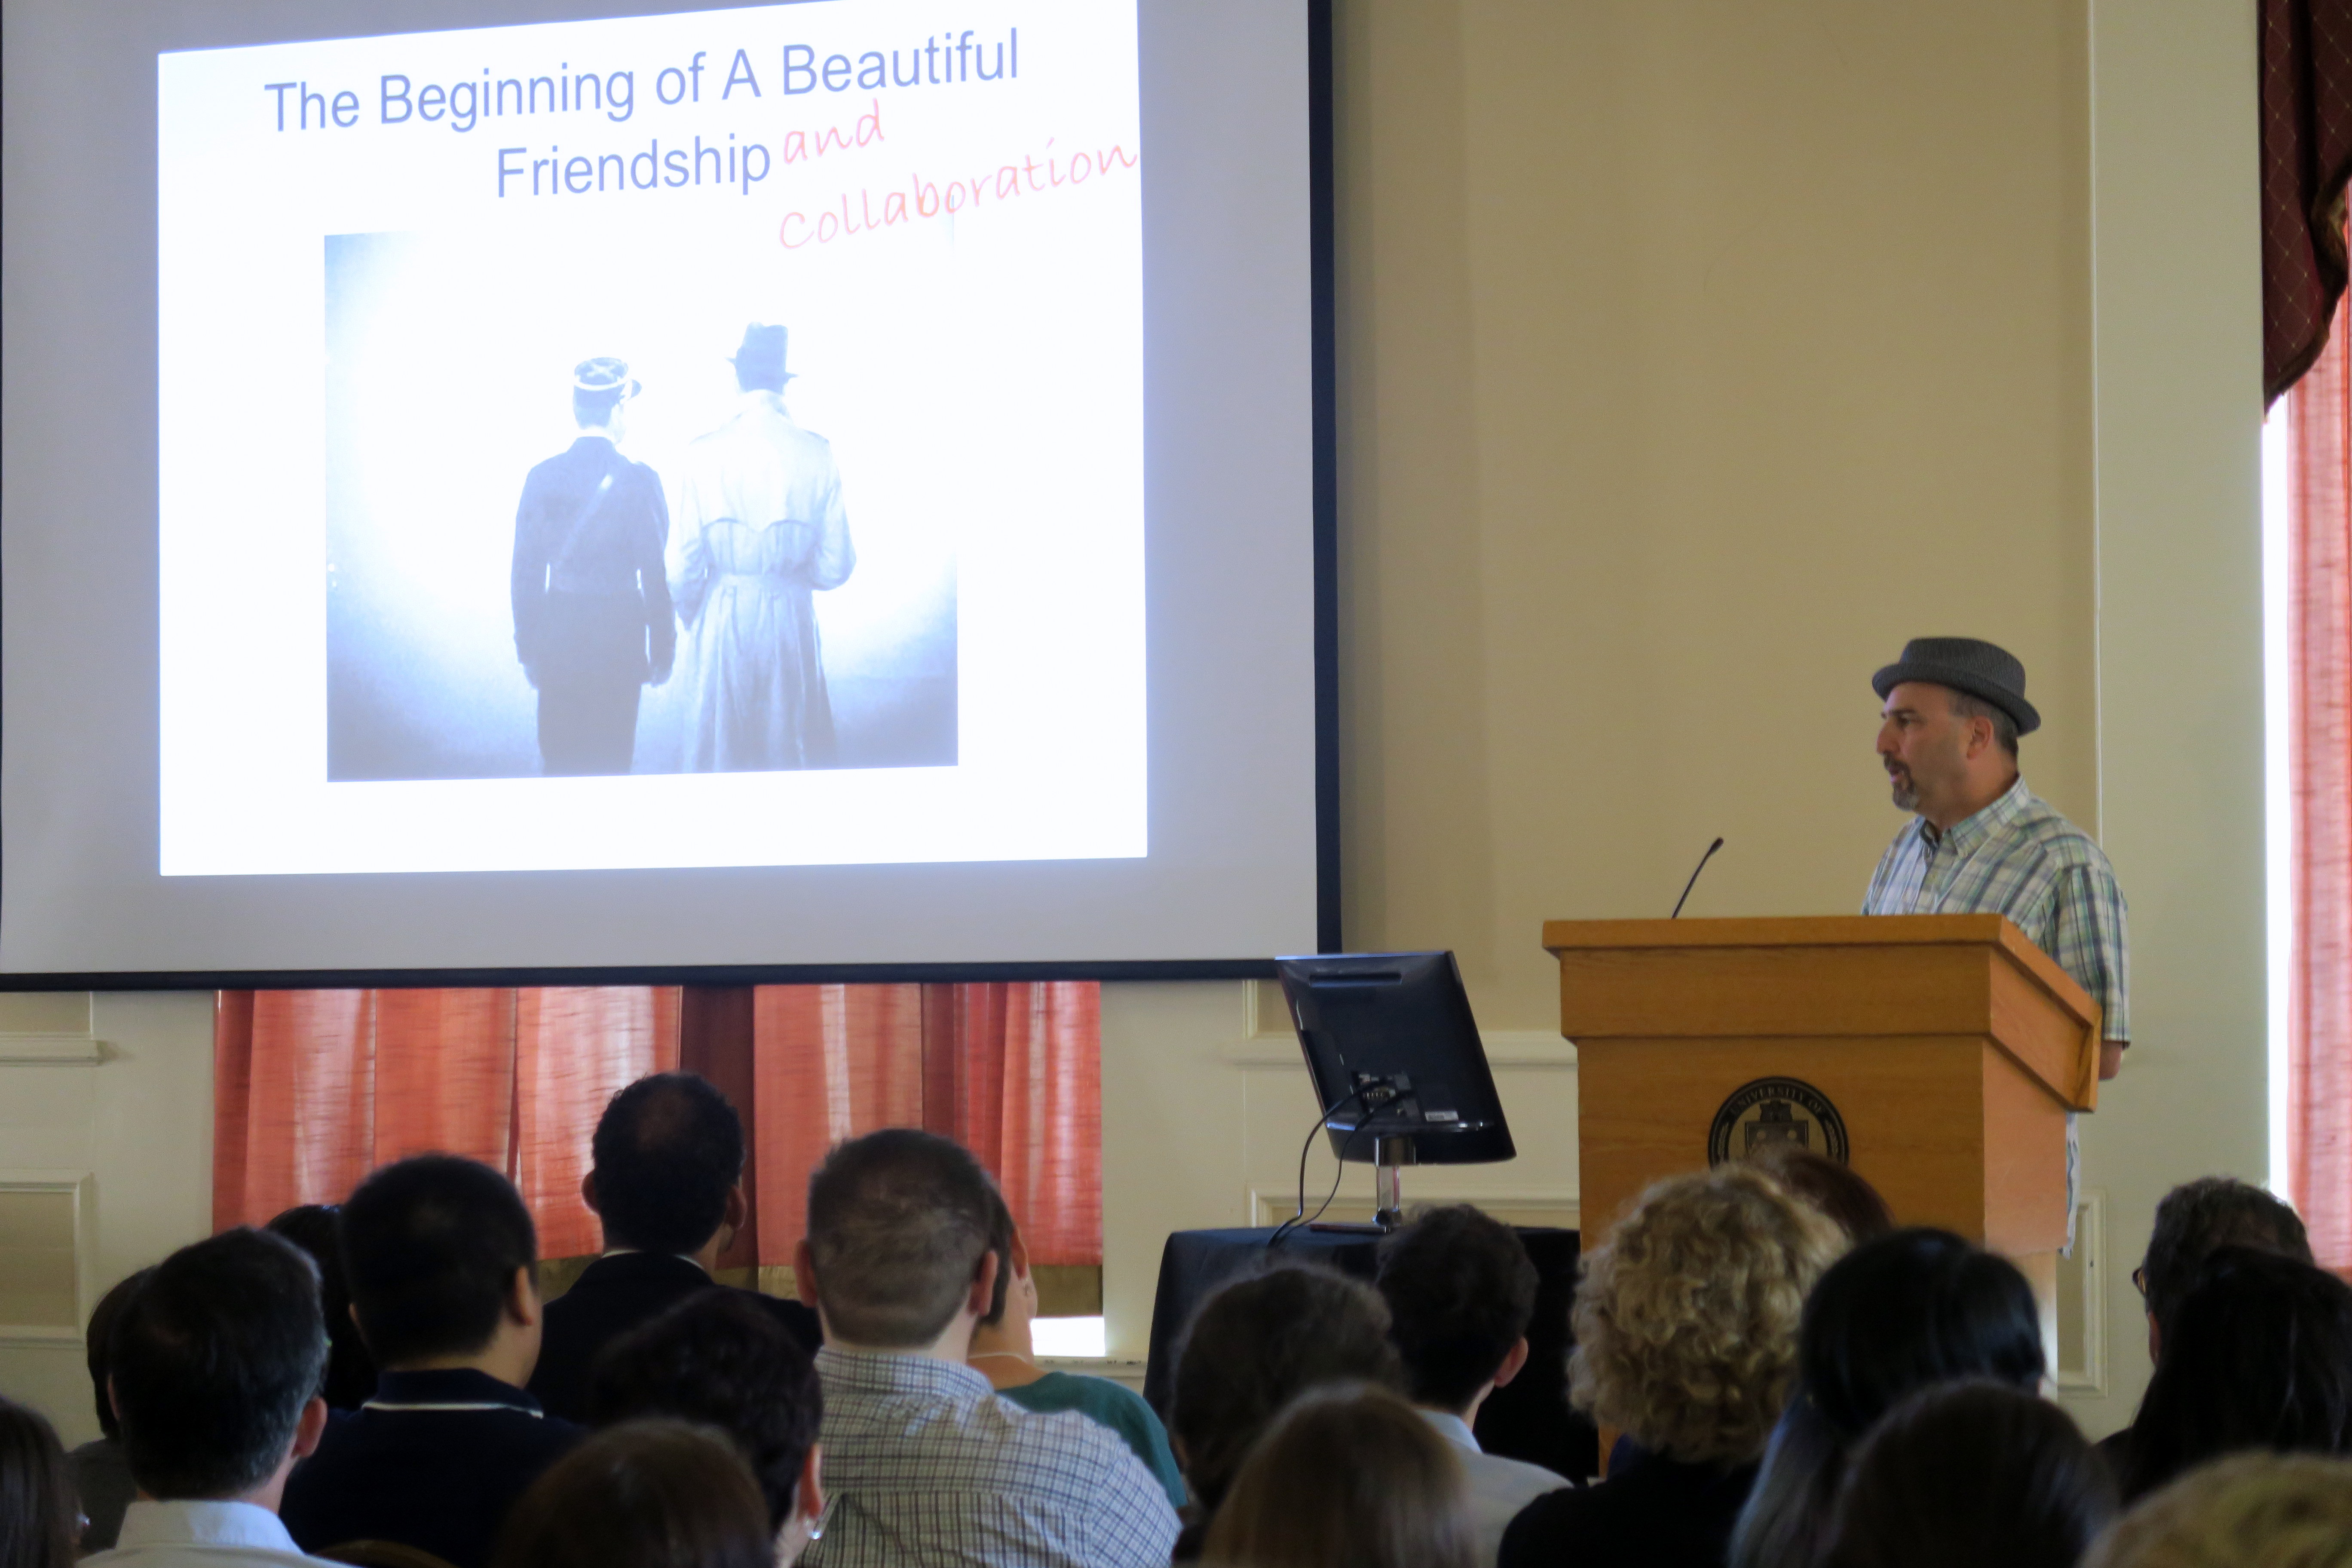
[588, 1072, 747, 1258]
[109, 1227, 329, 1503]
[800, 1127, 998, 1351]
[2119, 1245, 2352, 1501]
[83, 1267, 152, 1443]
[588, 1289, 824, 1550]
[0, 1397, 77, 1568]
[1730, 1228, 2045, 1568]
[495, 1420, 777, 1568]
[1743, 1147, 1896, 1243]
[266, 1204, 379, 1409]
[1200, 1382, 1478, 1568]
[1819, 1380, 2116, 1568]
[1169, 1265, 1404, 1525]
[2083, 1451, 2352, 1568]
[1571, 1163, 1846, 1467]
[2136, 1177, 2312, 1360]
[340, 1154, 542, 1377]
[1375, 1204, 1540, 1417]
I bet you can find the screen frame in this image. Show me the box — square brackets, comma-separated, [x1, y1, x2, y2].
[0, 0, 1340, 990]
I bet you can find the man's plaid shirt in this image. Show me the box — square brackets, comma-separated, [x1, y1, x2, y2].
[1863, 777, 2130, 1041]
[802, 1347, 1179, 1568]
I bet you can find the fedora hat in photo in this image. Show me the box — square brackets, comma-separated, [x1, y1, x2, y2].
[1871, 636, 2040, 735]
[730, 323, 794, 384]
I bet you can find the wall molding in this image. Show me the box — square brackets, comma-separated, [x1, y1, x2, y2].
[2056, 1190, 2108, 1397]
[0, 1034, 101, 1065]
[1220, 1029, 1577, 1070]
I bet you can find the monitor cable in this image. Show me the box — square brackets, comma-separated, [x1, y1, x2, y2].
[1267, 1083, 1376, 1250]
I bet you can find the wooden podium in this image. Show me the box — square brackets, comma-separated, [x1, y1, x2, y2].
[1542, 916, 2100, 1298]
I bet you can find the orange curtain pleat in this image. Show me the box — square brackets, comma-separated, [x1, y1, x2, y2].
[371, 989, 516, 1169]
[514, 987, 683, 1259]
[748, 981, 1102, 1269]
[2288, 297, 2352, 1271]
[215, 981, 1101, 1274]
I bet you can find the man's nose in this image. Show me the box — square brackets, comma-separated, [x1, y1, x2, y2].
[1874, 723, 1898, 756]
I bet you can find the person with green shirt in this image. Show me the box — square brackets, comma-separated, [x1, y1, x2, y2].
[965, 1197, 1188, 1511]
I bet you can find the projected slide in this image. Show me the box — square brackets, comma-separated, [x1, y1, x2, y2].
[157, 1, 1142, 876]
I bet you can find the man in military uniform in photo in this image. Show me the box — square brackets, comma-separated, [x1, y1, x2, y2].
[510, 357, 676, 775]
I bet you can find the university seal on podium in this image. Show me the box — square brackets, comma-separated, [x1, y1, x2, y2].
[1707, 1077, 1849, 1165]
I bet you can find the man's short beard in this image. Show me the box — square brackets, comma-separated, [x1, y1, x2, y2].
[1889, 775, 1918, 812]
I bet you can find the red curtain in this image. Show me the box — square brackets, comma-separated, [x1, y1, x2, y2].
[2260, 0, 2352, 401]
[2285, 304, 2352, 1273]
[213, 983, 1103, 1270]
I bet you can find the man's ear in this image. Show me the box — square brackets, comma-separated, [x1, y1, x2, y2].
[1009, 1225, 1033, 1280]
[1492, 1335, 1532, 1390]
[723, 1182, 749, 1237]
[291, 1395, 330, 1462]
[793, 1240, 821, 1309]
[794, 1444, 824, 1524]
[508, 1264, 542, 1328]
[967, 1247, 1001, 1319]
[346, 1300, 377, 1355]
[580, 1172, 601, 1216]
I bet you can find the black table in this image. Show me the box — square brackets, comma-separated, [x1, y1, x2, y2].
[1142, 1224, 1599, 1483]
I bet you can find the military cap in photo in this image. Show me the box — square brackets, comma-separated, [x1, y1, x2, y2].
[572, 357, 641, 399]
[1871, 636, 2040, 735]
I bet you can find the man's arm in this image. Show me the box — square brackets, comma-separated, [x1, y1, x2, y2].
[1079, 1429, 1180, 1568]
[511, 476, 546, 680]
[636, 472, 676, 683]
[2050, 861, 2130, 1080]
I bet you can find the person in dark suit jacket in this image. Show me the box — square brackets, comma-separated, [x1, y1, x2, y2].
[528, 1072, 821, 1423]
[282, 1156, 582, 1568]
[511, 356, 675, 776]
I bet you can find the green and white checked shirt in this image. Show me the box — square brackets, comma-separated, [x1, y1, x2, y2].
[1862, 777, 2130, 1042]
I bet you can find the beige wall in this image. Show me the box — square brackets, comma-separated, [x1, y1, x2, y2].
[0, 992, 214, 1444]
[1336, 0, 2098, 1028]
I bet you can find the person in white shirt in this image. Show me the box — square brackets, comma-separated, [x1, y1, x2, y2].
[665, 322, 855, 772]
[1374, 1206, 1574, 1565]
[82, 1229, 341, 1568]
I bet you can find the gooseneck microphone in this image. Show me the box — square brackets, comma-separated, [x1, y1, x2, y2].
[1670, 837, 1726, 919]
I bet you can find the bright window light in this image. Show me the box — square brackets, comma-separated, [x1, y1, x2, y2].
[1030, 1316, 1107, 1359]
[2261, 405, 2294, 1193]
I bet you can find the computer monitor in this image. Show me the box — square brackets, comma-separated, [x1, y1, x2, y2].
[1274, 951, 1515, 1167]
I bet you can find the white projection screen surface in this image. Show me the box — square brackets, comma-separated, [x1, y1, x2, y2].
[0, 0, 1330, 983]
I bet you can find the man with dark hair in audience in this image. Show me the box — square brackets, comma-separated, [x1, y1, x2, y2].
[81, 1229, 340, 1568]
[68, 1268, 152, 1553]
[589, 1289, 828, 1562]
[1376, 1206, 1572, 1564]
[2096, 1176, 2314, 1478]
[794, 1127, 1178, 1568]
[1168, 1265, 1409, 1558]
[282, 1154, 581, 1568]
[530, 1071, 819, 1421]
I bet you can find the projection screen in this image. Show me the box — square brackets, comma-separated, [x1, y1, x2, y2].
[0, 0, 1333, 983]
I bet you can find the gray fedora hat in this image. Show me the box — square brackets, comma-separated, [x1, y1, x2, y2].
[1871, 636, 2040, 735]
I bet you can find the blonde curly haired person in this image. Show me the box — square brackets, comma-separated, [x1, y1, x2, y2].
[1497, 1164, 1846, 1568]
[2081, 1451, 2352, 1568]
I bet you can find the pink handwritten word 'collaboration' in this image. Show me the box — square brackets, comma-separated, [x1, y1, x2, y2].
[781, 140, 1137, 248]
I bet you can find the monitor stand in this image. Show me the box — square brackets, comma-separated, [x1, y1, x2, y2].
[1309, 1135, 1416, 1234]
